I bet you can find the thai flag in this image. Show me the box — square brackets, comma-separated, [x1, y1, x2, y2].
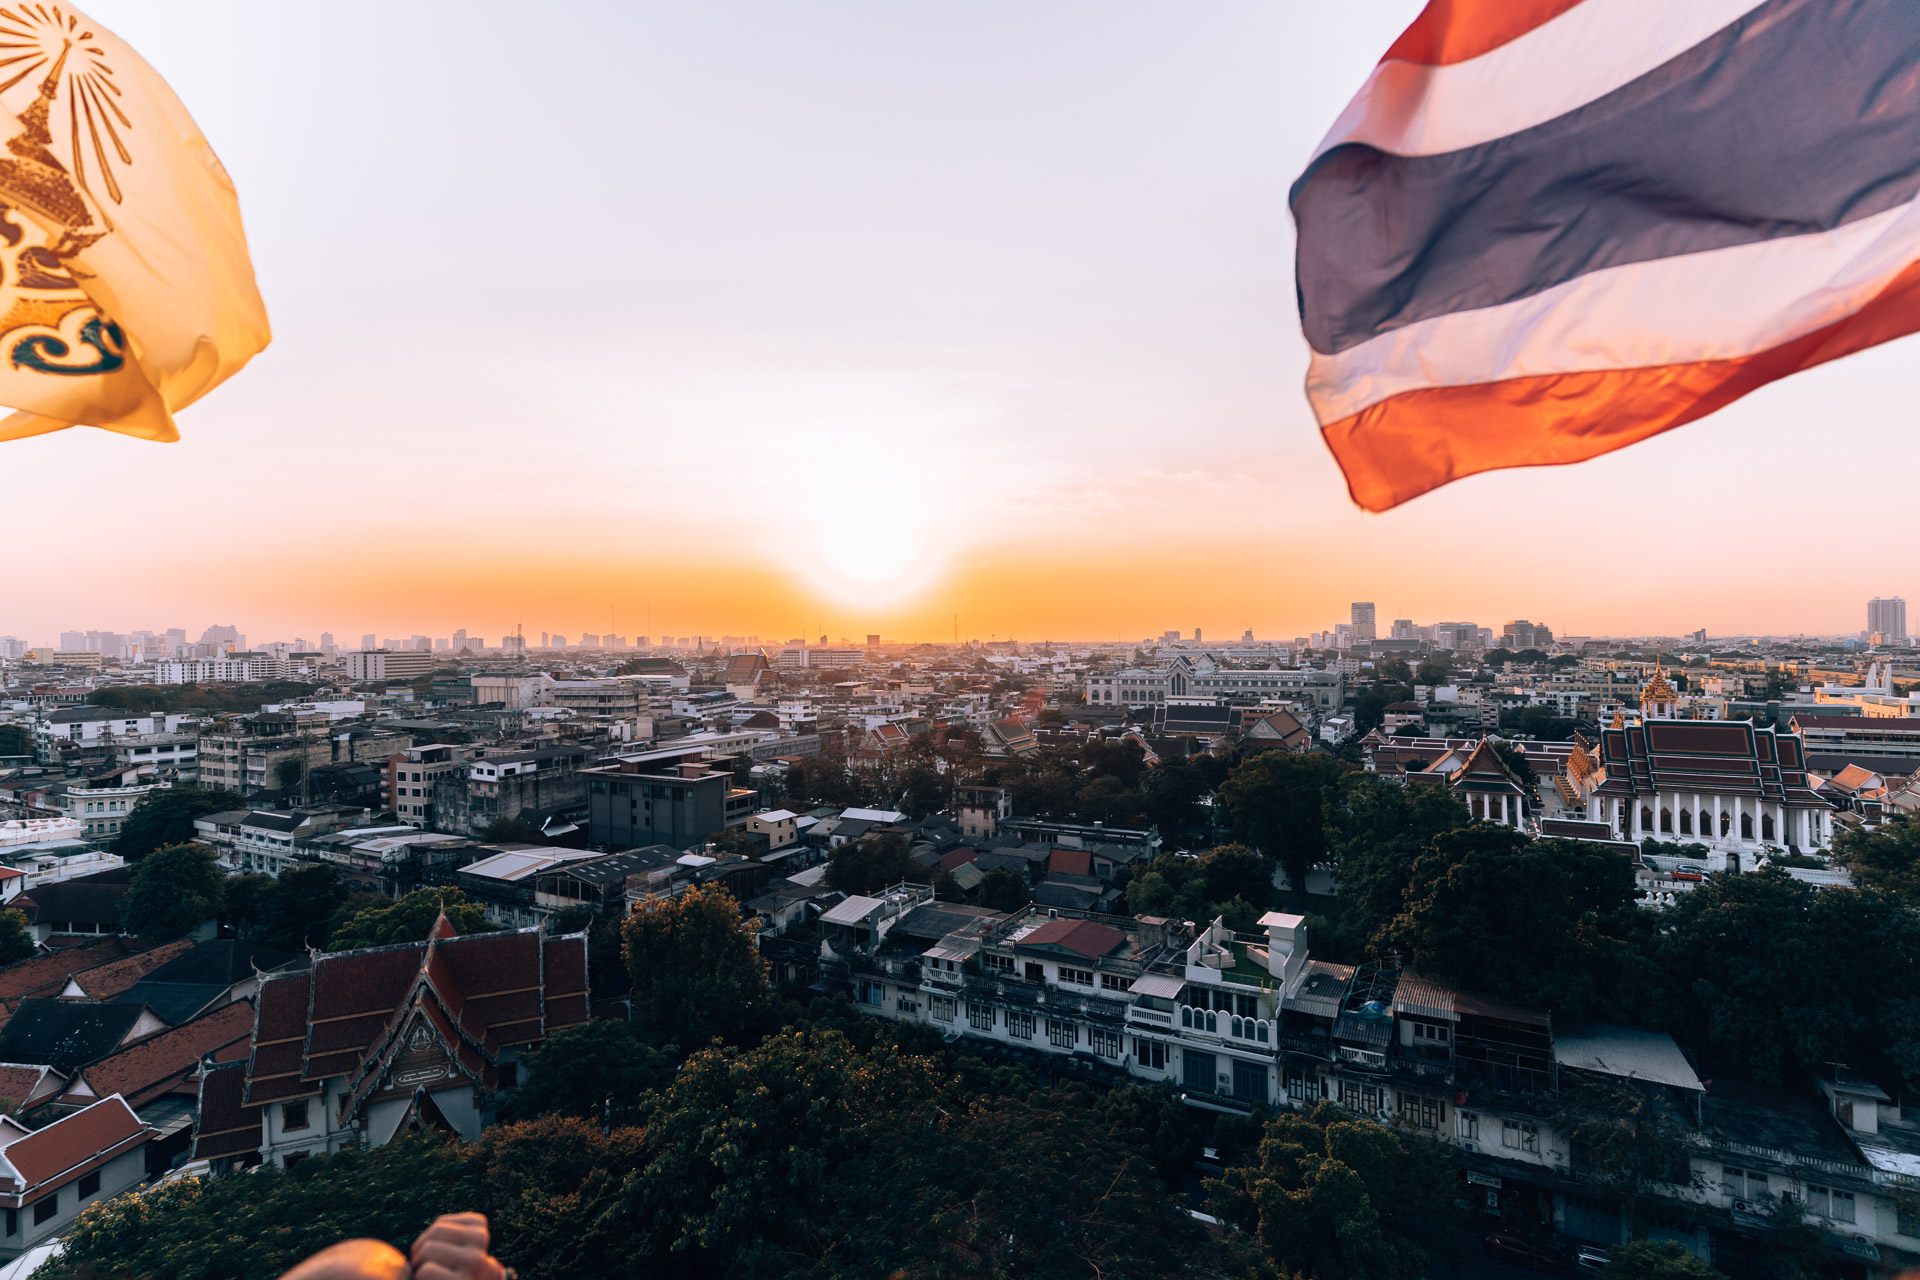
[1295, 0, 1920, 511]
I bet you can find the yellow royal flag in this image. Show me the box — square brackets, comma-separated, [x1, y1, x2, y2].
[0, 2, 267, 445]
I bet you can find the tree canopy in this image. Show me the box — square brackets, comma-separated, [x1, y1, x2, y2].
[824, 833, 927, 895]
[227, 862, 353, 951]
[1215, 750, 1353, 892]
[1212, 1103, 1452, 1280]
[119, 842, 226, 941]
[111, 786, 240, 860]
[325, 887, 498, 952]
[1379, 829, 1646, 1017]
[622, 882, 770, 1047]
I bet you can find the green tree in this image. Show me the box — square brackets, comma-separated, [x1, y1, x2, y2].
[1834, 816, 1920, 903]
[1605, 1240, 1725, 1280]
[622, 882, 769, 1046]
[895, 763, 951, 819]
[272, 757, 304, 796]
[1076, 774, 1146, 828]
[1140, 758, 1207, 841]
[1381, 829, 1644, 1016]
[1375, 657, 1413, 685]
[1324, 771, 1471, 948]
[1353, 683, 1415, 733]
[248, 862, 351, 951]
[1415, 657, 1452, 687]
[111, 785, 240, 860]
[472, 1117, 651, 1279]
[119, 842, 226, 941]
[1658, 870, 1920, 1087]
[0, 909, 31, 965]
[1081, 737, 1147, 789]
[617, 1027, 945, 1268]
[978, 866, 1031, 912]
[1212, 1102, 1450, 1280]
[1216, 750, 1353, 893]
[41, 1133, 475, 1280]
[502, 1019, 675, 1127]
[1546, 1073, 1701, 1228]
[825, 832, 927, 894]
[325, 887, 498, 952]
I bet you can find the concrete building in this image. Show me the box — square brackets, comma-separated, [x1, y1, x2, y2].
[431, 746, 589, 837]
[582, 750, 759, 849]
[345, 650, 435, 683]
[1868, 597, 1909, 646]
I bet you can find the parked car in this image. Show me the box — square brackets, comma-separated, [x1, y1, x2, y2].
[1575, 1244, 1611, 1273]
[1675, 863, 1708, 876]
[1484, 1231, 1566, 1269]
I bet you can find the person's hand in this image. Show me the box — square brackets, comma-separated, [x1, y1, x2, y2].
[409, 1212, 507, 1280]
[278, 1238, 410, 1280]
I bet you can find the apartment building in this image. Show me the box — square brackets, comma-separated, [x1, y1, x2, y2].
[581, 748, 758, 849]
[822, 897, 1920, 1273]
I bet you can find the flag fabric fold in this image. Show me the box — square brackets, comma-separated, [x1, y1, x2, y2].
[1294, 0, 1920, 511]
[0, 2, 267, 447]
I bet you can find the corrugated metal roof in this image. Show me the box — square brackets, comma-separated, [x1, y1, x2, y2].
[820, 895, 884, 926]
[1392, 972, 1458, 1022]
[1129, 973, 1185, 999]
[1552, 1023, 1702, 1091]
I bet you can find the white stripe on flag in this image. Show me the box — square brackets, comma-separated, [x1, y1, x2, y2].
[1308, 0, 1765, 163]
[1305, 194, 1920, 424]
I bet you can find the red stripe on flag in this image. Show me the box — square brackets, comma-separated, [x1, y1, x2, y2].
[1321, 257, 1920, 511]
[1382, 0, 1590, 67]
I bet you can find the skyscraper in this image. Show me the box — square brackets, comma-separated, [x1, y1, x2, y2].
[1868, 597, 1908, 644]
[1350, 602, 1376, 644]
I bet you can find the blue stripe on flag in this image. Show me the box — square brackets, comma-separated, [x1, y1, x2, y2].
[1293, 0, 1920, 356]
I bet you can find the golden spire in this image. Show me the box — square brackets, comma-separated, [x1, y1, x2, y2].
[0, 40, 95, 234]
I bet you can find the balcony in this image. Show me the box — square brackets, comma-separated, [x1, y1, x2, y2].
[1125, 1006, 1174, 1030]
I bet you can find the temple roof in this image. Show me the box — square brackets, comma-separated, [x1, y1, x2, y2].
[242, 926, 588, 1109]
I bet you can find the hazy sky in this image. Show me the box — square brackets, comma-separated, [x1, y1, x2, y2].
[2, 2, 1910, 646]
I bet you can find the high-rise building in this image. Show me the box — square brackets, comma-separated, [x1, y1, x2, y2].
[1868, 597, 1908, 645]
[1350, 603, 1376, 644]
[361, 633, 376, 650]
[1391, 619, 1417, 640]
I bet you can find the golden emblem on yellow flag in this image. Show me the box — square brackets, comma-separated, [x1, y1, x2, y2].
[0, 3, 268, 445]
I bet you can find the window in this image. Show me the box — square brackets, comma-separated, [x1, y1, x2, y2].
[982, 953, 1012, 975]
[1288, 1070, 1309, 1101]
[283, 1100, 310, 1132]
[930, 996, 956, 1022]
[32, 1194, 55, 1225]
[1412, 1022, 1450, 1043]
[1502, 1120, 1538, 1153]
[1089, 1028, 1121, 1058]
[1101, 974, 1126, 991]
[1059, 967, 1094, 987]
[77, 1170, 99, 1197]
[1898, 1199, 1920, 1238]
[1135, 1038, 1167, 1070]
[3, 1208, 13, 1236]
[1458, 1112, 1479, 1141]
[1007, 1010, 1036, 1040]
[1024, 962, 1044, 982]
[967, 1003, 995, 1031]
[1805, 1185, 1855, 1223]
[897, 996, 918, 1015]
[1723, 1167, 1770, 1202]
[1048, 1019, 1078, 1049]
